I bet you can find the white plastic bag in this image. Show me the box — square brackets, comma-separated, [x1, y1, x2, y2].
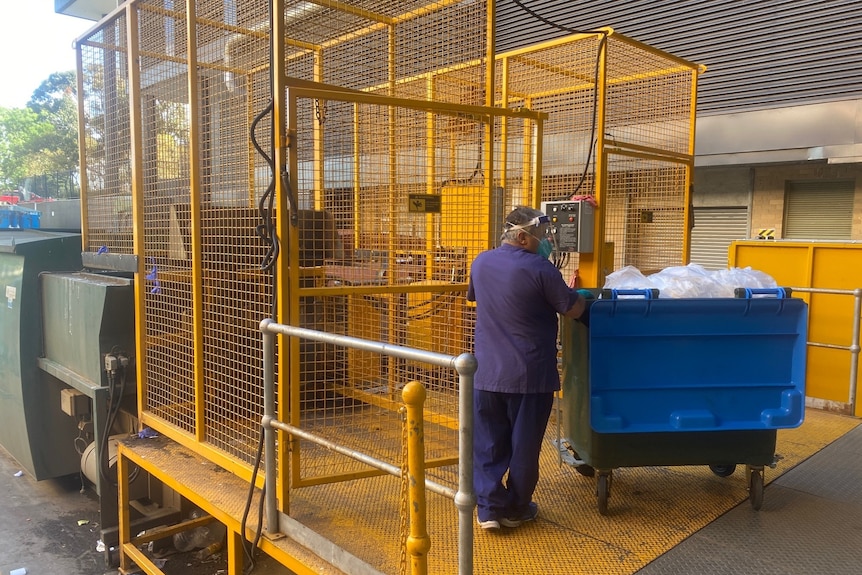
[602, 264, 778, 298]
[602, 266, 657, 291]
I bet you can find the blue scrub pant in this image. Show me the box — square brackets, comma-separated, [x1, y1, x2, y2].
[473, 389, 555, 522]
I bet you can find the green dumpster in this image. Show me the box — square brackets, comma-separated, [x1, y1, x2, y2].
[0, 230, 82, 479]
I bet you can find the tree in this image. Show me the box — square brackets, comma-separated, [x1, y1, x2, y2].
[0, 107, 52, 187]
[27, 71, 80, 177]
[0, 71, 81, 195]
[28, 71, 77, 116]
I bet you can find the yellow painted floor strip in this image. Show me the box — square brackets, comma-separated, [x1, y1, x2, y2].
[288, 408, 859, 574]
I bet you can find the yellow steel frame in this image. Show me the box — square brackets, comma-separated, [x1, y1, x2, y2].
[77, 0, 535, 507]
[71, 0, 502, 485]
[363, 28, 703, 287]
[496, 30, 703, 287]
[75, 3, 703, 572]
[279, 82, 545, 497]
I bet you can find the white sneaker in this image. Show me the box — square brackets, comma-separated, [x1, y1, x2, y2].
[477, 518, 500, 530]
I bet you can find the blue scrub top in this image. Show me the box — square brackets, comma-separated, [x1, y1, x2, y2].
[467, 243, 579, 394]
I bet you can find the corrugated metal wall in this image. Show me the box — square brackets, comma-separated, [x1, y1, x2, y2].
[496, 0, 862, 114]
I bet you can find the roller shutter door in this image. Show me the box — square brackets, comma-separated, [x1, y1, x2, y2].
[784, 181, 854, 240]
[690, 207, 748, 270]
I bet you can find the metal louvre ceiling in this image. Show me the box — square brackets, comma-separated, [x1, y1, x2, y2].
[496, 0, 862, 113]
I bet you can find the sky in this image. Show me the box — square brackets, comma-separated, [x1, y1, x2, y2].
[0, 3, 95, 109]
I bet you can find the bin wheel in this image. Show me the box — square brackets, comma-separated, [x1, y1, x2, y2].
[709, 464, 737, 477]
[596, 473, 611, 515]
[749, 468, 764, 510]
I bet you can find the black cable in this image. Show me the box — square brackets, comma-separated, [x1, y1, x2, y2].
[241, 4, 277, 571]
[98, 370, 118, 487]
[250, 101, 280, 272]
[509, 0, 608, 201]
[240, 425, 266, 574]
[98, 360, 139, 489]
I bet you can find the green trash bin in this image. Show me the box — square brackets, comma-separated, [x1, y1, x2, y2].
[0, 230, 82, 479]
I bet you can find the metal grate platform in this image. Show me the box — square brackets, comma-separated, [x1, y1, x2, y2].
[117, 408, 858, 575]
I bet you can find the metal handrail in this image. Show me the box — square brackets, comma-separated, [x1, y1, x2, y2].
[789, 286, 861, 413]
[260, 318, 477, 575]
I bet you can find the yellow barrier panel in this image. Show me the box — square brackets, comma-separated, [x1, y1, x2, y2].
[731, 240, 862, 416]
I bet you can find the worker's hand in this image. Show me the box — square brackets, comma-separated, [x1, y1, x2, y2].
[563, 292, 587, 319]
[576, 289, 595, 300]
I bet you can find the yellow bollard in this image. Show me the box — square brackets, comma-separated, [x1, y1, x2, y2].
[402, 381, 430, 575]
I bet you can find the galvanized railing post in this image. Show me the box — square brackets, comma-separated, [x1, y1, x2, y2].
[850, 289, 861, 413]
[790, 286, 861, 415]
[258, 321, 477, 573]
[454, 353, 476, 575]
[260, 318, 279, 534]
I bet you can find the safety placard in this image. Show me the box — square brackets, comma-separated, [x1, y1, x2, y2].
[407, 194, 441, 214]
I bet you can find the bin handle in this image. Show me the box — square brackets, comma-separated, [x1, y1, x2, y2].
[600, 288, 660, 300]
[734, 287, 790, 316]
[733, 287, 792, 299]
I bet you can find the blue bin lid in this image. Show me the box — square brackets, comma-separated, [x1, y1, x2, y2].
[588, 295, 808, 433]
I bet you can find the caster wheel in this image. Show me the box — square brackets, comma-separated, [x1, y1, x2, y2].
[709, 464, 737, 477]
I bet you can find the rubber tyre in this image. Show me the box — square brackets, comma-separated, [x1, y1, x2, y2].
[709, 464, 737, 477]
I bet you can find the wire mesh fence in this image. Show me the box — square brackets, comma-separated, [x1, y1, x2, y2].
[74, 0, 699, 508]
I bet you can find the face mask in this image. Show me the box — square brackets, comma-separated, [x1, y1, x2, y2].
[537, 238, 553, 259]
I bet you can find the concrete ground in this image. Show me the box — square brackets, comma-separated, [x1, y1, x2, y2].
[0, 444, 105, 575]
[0, 443, 290, 575]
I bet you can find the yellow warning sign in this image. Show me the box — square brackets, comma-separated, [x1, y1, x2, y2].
[756, 228, 775, 240]
[408, 194, 441, 213]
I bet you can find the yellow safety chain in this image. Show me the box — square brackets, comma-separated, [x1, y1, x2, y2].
[399, 405, 409, 575]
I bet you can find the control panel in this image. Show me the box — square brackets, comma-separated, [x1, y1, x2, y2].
[541, 199, 595, 253]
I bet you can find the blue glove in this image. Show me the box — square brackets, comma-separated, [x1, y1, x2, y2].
[577, 288, 596, 300]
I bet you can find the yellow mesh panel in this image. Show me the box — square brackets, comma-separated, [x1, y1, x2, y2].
[497, 31, 699, 284]
[77, 0, 496, 479]
[604, 155, 688, 274]
[134, 1, 193, 436]
[78, 13, 133, 254]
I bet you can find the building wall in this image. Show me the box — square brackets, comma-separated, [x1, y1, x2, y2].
[750, 163, 862, 239]
[692, 167, 750, 208]
[497, 0, 862, 115]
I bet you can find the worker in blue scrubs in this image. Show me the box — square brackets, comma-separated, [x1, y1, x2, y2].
[467, 206, 586, 530]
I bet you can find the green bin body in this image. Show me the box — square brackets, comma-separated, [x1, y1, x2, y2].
[0, 231, 82, 479]
[560, 319, 777, 471]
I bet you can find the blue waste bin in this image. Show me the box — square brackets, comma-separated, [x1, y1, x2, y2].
[21, 210, 41, 229]
[558, 288, 808, 513]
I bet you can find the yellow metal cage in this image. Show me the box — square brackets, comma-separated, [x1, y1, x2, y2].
[497, 31, 703, 286]
[75, 0, 529, 488]
[75, 2, 701, 571]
